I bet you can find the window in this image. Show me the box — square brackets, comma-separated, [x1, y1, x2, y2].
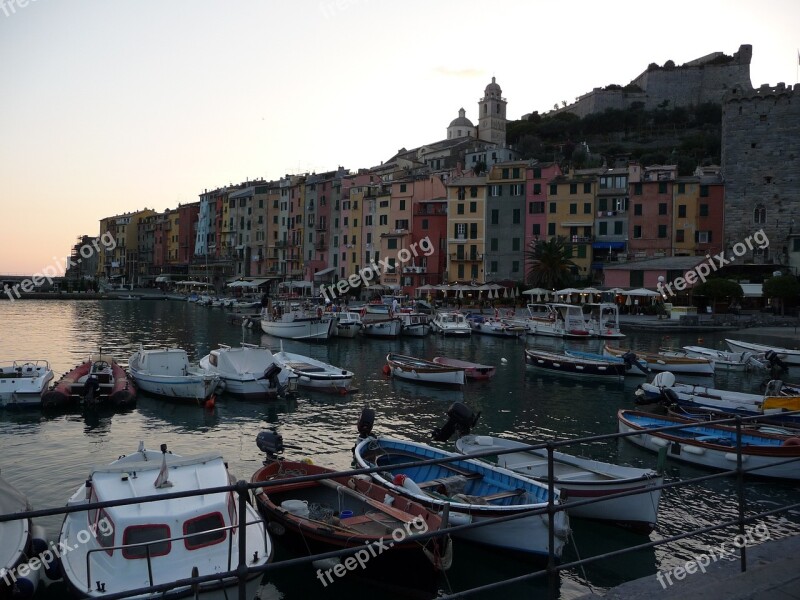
[399, 200, 406, 210]
[633, 183, 642, 195]
[549, 202, 556, 214]
[469, 223, 478, 239]
[697, 231, 710, 244]
[502, 168, 509, 179]
[532, 223, 541, 235]
[633, 225, 642, 238]
[549, 184, 558, 196]
[529, 201, 544, 214]
[455, 223, 466, 239]
[548, 223, 556, 236]
[512, 167, 520, 178]
[470, 186, 478, 198]
[400, 184, 407, 193]
[511, 260, 519, 273]
[457, 264, 464, 279]
[583, 182, 591, 194]
[490, 238, 498, 251]
[754, 204, 766, 224]
[700, 185, 709, 198]
[533, 167, 541, 178]
[533, 183, 542, 195]
[343, 217, 348, 227]
[599, 222, 608, 235]
[699, 204, 709, 217]
[658, 203, 667, 215]
[658, 225, 667, 238]
[793, 238, 800, 252]
[676, 229, 685, 243]
[366, 232, 372, 244]
[387, 238, 398, 250]
[491, 209, 499, 224]
[123, 524, 171, 559]
[569, 203, 577, 215]
[614, 221, 623, 235]
[512, 209, 520, 224]
[471, 264, 478, 279]
[583, 202, 591, 214]
[577, 245, 587, 258]
[510, 184, 523, 196]
[512, 238, 520, 251]
[569, 183, 577, 195]
[457, 187, 465, 201]
[678, 205, 686, 218]
[184, 513, 226, 550]
[634, 204, 642, 216]
[490, 185, 502, 196]
[598, 198, 608, 211]
[490, 260, 498, 272]
[678, 183, 685, 194]
[630, 271, 644, 287]
[379, 215, 387, 226]
[421, 219, 428, 230]
[469, 201, 477, 213]
[457, 204, 465, 215]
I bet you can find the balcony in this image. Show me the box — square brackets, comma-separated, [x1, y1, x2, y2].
[274, 240, 287, 248]
[569, 236, 594, 243]
[403, 265, 426, 274]
[314, 240, 327, 250]
[414, 208, 447, 216]
[449, 253, 483, 262]
[315, 223, 327, 232]
[380, 229, 409, 237]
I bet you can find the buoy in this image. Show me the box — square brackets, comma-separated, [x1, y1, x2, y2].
[205, 394, 216, 410]
[392, 473, 424, 495]
[501, 357, 508, 364]
[382, 364, 391, 375]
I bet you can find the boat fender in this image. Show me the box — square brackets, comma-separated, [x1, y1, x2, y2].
[382, 364, 391, 376]
[650, 437, 669, 448]
[725, 453, 748, 463]
[447, 511, 472, 526]
[682, 445, 705, 456]
[392, 474, 424, 496]
[782, 437, 800, 447]
[204, 394, 216, 410]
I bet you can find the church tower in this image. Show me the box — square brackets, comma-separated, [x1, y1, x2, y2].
[478, 77, 507, 145]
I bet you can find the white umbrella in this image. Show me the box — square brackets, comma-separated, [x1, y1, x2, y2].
[522, 287, 550, 296]
[503, 287, 509, 299]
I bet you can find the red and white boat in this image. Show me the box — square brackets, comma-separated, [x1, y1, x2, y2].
[42, 353, 137, 409]
[433, 357, 496, 380]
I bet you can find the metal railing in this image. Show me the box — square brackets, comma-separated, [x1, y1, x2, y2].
[3, 411, 800, 600]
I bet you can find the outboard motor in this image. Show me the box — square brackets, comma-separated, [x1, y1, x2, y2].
[765, 350, 788, 378]
[256, 430, 285, 461]
[263, 363, 282, 389]
[661, 387, 681, 407]
[83, 375, 101, 408]
[432, 402, 481, 442]
[621, 351, 648, 373]
[356, 405, 375, 439]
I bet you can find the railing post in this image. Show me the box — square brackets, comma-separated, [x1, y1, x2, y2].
[547, 442, 557, 600]
[735, 417, 747, 573]
[236, 479, 249, 600]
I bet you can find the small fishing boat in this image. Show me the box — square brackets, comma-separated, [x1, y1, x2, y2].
[455, 435, 662, 533]
[430, 312, 471, 336]
[618, 409, 800, 480]
[260, 304, 335, 341]
[353, 435, 570, 557]
[468, 315, 526, 338]
[604, 344, 715, 375]
[331, 311, 363, 338]
[273, 345, 354, 393]
[198, 343, 298, 399]
[386, 353, 465, 387]
[397, 312, 431, 337]
[251, 433, 451, 595]
[565, 350, 649, 376]
[680, 345, 768, 371]
[58, 442, 272, 600]
[582, 303, 626, 339]
[0, 360, 55, 409]
[726, 339, 800, 366]
[128, 347, 221, 403]
[525, 348, 626, 379]
[361, 317, 403, 339]
[42, 353, 136, 409]
[635, 372, 800, 426]
[432, 357, 496, 380]
[507, 304, 591, 339]
[0, 473, 50, 599]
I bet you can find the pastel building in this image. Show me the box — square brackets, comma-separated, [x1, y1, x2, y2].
[628, 165, 677, 259]
[525, 162, 562, 273]
[484, 162, 527, 281]
[547, 170, 599, 277]
[446, 175, 487, 283]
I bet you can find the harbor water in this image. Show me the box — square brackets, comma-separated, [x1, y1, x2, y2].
[1, 299, 799, 599]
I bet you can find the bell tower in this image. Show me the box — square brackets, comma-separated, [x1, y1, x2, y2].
[478, 77, 507, 145]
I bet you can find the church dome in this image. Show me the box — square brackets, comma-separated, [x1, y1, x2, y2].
[446, 108, 476, 140]
[484, 76, 502, 96]
[449, 108, 474, 128]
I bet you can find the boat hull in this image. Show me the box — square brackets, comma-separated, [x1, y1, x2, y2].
[129, 371, 219, 402]
[273, 351, 354, 392]
[387, 354, 465, 387]
[260, 318, 334, 341]
[0, 361, 55, 408]
[432, 357, 496, 380]
[525, 349, 625, 379]
[605, 345, 714, 375]
[42, 359, 136, 409]
[726, 339, 800, 366]
[361, 319, 403, 338]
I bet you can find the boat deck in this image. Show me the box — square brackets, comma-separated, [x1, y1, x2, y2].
[282, 360, 326, 373]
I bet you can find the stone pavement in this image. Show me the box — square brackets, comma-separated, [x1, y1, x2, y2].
[575, 535, 800, 600]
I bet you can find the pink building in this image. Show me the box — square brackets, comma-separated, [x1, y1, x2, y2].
[524, 162, 561, 271]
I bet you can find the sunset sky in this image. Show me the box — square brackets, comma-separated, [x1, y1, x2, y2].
[1, 0, 798, 275]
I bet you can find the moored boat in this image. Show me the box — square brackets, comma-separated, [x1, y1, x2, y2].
[565, 349, 649, 376]
[508, 304, 591, 339]
[604, 344, 715, 375]
[430, 311, 471, 336]
[128, 347, 221, 403]
[618, 409, 800, 480]
[726, 339, 800, 367]
[468, 315, 526, 337]
[353, 435, 570, 558]
[251, 434, 451, 595]
[0, 360, 55, 409]
[397, 312, 431, 337]
[42, 354, 136, 409]
[582, 303, 626, 339]
[525, 348, 626, 379]
[361, 317, 403, 339]
[58, 443, 272, 600]
[273, 346, 354, 393]
[260, 306, 334, 341]
[386, 353, 465, 387]
[198, 343, 297, 399]
[680, 345, 769, 371]
[331, 311, 363, 338]
[456, 434, 662, 533]
[432, 357, 496, 380]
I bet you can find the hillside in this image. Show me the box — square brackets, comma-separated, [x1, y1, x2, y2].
[506, 101, 722, 174]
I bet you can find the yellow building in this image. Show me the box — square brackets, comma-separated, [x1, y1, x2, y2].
[672, 178, 700, 256]
[446, 176, 486, 283]
[546, 171, 598, 277]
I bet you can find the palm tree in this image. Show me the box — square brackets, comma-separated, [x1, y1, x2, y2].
[524, 237, 577, 290]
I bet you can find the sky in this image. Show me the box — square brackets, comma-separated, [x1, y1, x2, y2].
[1, 0, 798, 275]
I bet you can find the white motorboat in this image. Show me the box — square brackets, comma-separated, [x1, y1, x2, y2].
[386, 353, 465, 386]
[468, 316, 526, 337]
[430, 311, 471, 336]
[199, 343, 297, 398]
[456, 435, 662, 533]
[508, 304, 591, 339]
[128, 347, 221, 403]
[681, 345, 768, 371]
[0, 360, 55, 409]
[582, 303, 626, 339]
[604, 344, 715, 375]
[1, 472, 49, 598]
[260, 307, 334, 341]
[58, 443, 272, 600]
[273, 346, 354, 392]
[397, 312, 431, 337]
[353, 435, 570, 558]
[332, 311, 363, 338]
[361, 317, 403, 339]
[726, 339, 800, 367]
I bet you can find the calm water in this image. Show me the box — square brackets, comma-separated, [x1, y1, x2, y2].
[2, 300, 800, 599]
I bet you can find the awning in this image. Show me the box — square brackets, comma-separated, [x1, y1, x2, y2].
[739, 283, 763, 298]
[592, 242, 626, 249]
[313, 267, 335, 278]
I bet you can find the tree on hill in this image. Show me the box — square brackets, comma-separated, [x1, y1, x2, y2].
[524, 237, 577, 290]
[763, 275, 800, 316]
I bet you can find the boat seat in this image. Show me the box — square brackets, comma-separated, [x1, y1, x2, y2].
[480, 488, 526, 502]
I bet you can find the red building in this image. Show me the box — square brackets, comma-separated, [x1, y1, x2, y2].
[628, 165, 677, 259]
[524, 162, 561, 271]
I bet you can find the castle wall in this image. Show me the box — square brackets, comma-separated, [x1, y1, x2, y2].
[722, 83, 800, 264]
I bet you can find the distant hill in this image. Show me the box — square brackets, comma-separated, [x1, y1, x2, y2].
[506, 102, 721, 174]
